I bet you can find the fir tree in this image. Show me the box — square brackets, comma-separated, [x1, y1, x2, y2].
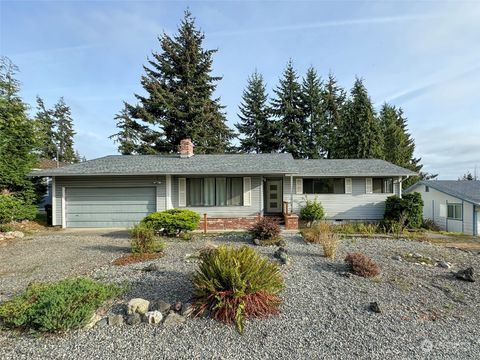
[236, 71, 279, 153]
[336, 78, 383, 159]
[301, 67, 324, 158]
[35, 96, 57, 160]
[121, 10, 234, 154]
[53, 97, 78, 163]
[271, 60, 306, 158]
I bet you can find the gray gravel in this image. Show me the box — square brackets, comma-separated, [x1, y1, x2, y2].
[0, 232, 479, 359]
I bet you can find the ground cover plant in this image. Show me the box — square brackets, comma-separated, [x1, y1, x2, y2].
[192, 245, 284, 333]
[142, 209, 200, 236]
[344, 252, 381, 278]
[0, 278, 123, 332]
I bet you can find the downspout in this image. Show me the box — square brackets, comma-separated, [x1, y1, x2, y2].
[398, 175, 409, 198]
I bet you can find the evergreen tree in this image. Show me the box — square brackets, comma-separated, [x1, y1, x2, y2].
[35, 96, 57, 160]
[301, 67, 325, 158]
[336, 78, 383, 159]
[321, 73, 346, 158]
[236, 71, 279, 153]
[119, 10, 234, 154]
[271, 60, 306, 158]
[53, 97, 78, 163]
[0, 57, 38, 203]
[458, 171, 477, 181]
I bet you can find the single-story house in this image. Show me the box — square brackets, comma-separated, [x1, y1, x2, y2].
[31, 139, 416, 229]
[405, 180, 480, 236]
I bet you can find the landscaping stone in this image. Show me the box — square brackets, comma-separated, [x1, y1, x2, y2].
[253, 238, 261, 246]
[108, 314, 124, 326]
[143, 263, 161, 272]
[84, 313, 102, 329]
[369, 302, 381, 314]
[127, 298, 150, 315]
[392, 255, 402, 261]
[163, 312, 186, 327]
[144, 311, 163, 324]
[274, 247, 289, 265]
[126, 313, 142, 326]
[150, 300, 171, 314]
[96, 318, 108, 328]
[437, 261, 452, 269]
[339, 271, 352, 278]
[455, 267, 475, 282]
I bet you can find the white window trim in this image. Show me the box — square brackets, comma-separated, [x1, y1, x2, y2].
[178, 178, 186, 207]
[243, 177, 251, 206]
[295, 178, 303, 195]
[345, 178, 352, 194]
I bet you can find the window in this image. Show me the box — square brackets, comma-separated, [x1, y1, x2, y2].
[447, 203, 462, 220]
[303, 178, 345, 194]
[187, 177, 243, 206]
[372, 178, 394, 193]
[425, 186, 429, 192]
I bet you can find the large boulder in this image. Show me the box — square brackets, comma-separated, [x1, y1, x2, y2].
[127, 298, 150, 315]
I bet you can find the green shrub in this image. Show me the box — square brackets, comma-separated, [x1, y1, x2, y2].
[192, 245, 284, 333]
[141, 209, 200, 236]
[0, 195, 37, 224]
[299, 197, 325, 225]
[0, 278, 123, 332]
[248, 217, 281, 241]
[384, 193, 423, 229]
[130, 223, 165, 254]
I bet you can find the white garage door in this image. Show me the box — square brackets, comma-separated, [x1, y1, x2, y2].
[65, 187, 156, 228]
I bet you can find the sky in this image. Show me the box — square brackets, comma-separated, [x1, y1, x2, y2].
[1, 0, 479, 179]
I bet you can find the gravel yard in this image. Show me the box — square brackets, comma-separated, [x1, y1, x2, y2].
[1, 232, 479, 359]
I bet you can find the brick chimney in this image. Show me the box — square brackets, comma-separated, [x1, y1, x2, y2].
[179, 138, 194, 158]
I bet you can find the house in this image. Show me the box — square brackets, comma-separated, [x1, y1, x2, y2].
[405, 180, 480, 236]
[31, 139, 416, 229]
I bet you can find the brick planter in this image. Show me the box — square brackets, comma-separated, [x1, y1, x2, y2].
[284, 214, 299, 230]
[198, 217, 259, 231]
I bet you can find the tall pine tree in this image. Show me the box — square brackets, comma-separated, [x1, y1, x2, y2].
[117, 10, 234, 154]
[271, 60, 306, 158]
[35, 96, 57, 160]
[236, 71, 279, 153]
[53, 97, 78, 163]
[301, 67, 324, 159]
[336, 78, 383, 159]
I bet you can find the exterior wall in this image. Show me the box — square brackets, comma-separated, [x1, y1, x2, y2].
[52, 176, 166, 226]
[283, 176, 400, 221]
[407, 185, 476, 235]
[172, 175, 263, 217]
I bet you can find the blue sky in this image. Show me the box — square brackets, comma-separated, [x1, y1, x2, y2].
[1, 0, 479, 179]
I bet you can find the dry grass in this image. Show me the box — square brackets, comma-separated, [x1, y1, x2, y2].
[300, 222, 339, 259]
[112, 252, 164, 266]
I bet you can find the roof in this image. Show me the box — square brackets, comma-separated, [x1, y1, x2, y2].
[30, 153, 298, 176]
[294, 159, 417, 177]
[34, 159, 69, 170]
[406, 180, 480, 205]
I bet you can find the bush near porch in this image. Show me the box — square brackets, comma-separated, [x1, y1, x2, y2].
[141, 208, 200, 236]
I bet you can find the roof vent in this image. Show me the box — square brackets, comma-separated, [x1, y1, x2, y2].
[179, 138, 194, 158]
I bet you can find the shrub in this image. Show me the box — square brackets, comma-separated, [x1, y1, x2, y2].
[299, 197, 325, 225]
[422, 218, 441, 231]
[141, 209, 200, 236]
[0, 195, 37, 224]
[248, 217, 281, 241]
[0, 278, 123, 332]
[300, 222, 338, 258]
[192, 245, 284, 333]
[130, 223, 164, 254]
[344, 252, 380, 278]
[384, 193, 423, 229]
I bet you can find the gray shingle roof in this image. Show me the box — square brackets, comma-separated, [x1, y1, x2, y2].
[407, 180, 480, 205]
[30, 153, 298, 176]
[295, 159, 417, 177]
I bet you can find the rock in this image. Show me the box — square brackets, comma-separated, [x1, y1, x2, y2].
[274, 247, 289, 264]
[437, 261, 451, 269]
[127, 298, 150, 315]
[150, 300, 171, 314]
[369, 302, 381, 314]
[84, 313, 102, 329]
[392, 255, 402, 261]
[108, 314, 124, 326]
[173, 301, 182, 312]
[143, 263, 161, 272]
[339, 271, 352, 278]
[181, 303, 194, 318]
[11, 231, 24, 238]
[163, 312, 186, 327]
[253, 238, 261, 246]
[126, 313, 142, 325]
[96, 318, 108, 328]
[144, 311, 163, 324]
[455, 267, 475, 282]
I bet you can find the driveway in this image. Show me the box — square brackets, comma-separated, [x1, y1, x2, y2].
[0, 230, 130, 301]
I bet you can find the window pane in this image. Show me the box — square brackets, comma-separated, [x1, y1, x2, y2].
[333, 178, 345, 194]
[303, 179, 313, 194]
[187, 178, 203, 206]
[204, 178, 215, 206]
[447, 205, 454, 218]
[230, 178, 243, 206]
[384, 178, 393, 193]
[455, 205, 462, 219]
[216, 178, 227, 206]
[372, 179, 382, 193]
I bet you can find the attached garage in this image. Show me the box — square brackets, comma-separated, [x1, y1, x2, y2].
[65, 187, 156, 228]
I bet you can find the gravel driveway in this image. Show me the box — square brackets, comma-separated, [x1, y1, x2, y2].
[0, 233, 479, 359]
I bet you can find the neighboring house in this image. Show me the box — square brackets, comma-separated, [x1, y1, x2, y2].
[31, 139, 416, 229]
[405, 180, 480, 236]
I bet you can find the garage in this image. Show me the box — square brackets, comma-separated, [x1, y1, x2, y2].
[65, 187, 156, 228]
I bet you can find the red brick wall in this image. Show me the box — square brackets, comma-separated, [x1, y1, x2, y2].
[284, 214, 299, 230]
[198, 217, 258, 230]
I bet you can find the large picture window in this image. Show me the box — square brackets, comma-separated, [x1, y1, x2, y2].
[303, 178, 345, 194]
[447, 203, 462, 220]
[187, 177, 243, 206]
[372, 178, 394, 194]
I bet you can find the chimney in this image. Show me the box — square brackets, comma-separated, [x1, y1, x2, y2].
[179, 138, 194, 158]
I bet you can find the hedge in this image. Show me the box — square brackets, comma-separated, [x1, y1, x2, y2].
[384, 192, 423, 229]
[141, 208, 200, 236]
[0, 195, 37, 224]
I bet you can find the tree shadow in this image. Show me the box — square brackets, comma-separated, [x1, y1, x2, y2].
[100, 230, 130, 239]
[82, 244, 131, 254]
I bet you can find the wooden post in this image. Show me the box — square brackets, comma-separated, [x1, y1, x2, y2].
[203, 213, 208, 234]
[283, 201, 289, 216]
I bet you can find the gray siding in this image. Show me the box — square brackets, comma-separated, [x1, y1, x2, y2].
[172, 175, 262, 217]
[283, 177, 400, 220]
[53, 176, 166, 226]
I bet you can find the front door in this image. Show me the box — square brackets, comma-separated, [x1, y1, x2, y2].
[266, 180, 282, 213]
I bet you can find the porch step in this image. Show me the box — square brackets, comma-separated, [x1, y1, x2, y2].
[264, 215, 285, 225]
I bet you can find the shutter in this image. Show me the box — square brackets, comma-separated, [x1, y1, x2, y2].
[243, 177, 251, 206]
[295, 178, 303, 194]
[345, 178, 352, 194]
[365, 178, 373, 194]
[178, 178, 186, 207]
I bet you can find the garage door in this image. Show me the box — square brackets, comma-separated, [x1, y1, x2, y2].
[65, 187, 156, 228]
